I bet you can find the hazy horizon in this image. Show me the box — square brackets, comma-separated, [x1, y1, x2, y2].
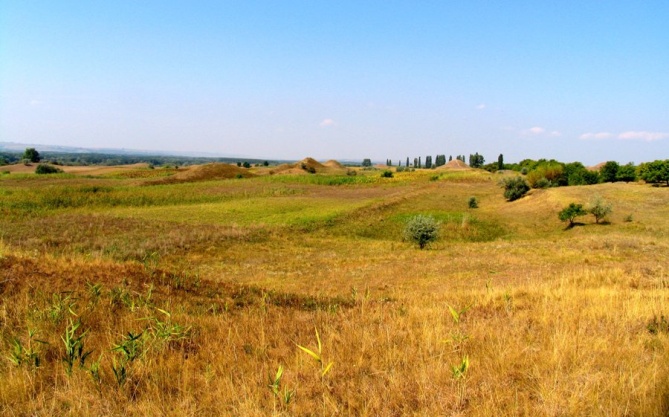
[1, 1, 667, 165]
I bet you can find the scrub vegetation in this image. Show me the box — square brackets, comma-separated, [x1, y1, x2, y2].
[1, 161, 669, 416]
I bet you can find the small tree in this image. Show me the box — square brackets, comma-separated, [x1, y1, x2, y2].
[468, 197, 478, 209]
[361, 158, 372, 167]
[381, 170, 393, 178]
[23, 148, 41, 163]
[501, 177, 530, 201]
[404, 215, 440, 249]
[558, 203, 587, 227]
[587, 197, 612, 224]
[497, 154, 504, 171]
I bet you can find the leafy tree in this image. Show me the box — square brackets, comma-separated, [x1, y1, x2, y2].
[449, 155, 452, 162]
[23, 148, 41, 163]
[242, 161, 251, 168]
[564, 162, 599, 186]
[381, 170, 393, 178]
[404, 215, 440, 249]
[468, 197, 478, 209]
[361, 158, 372, 167]
[501, 177, 530, 201]
[616, 163, 636, 182]
[263, 161, 269, 166]
[558, 203, 587, 227]
[468, 153, 484, 168]
[600, 161, 620, 183]
[425, 155, 432, 169]
[638, 160, 669, 186]
[497, 154, 504, 170]
[526, 162, 564, 188]
[587, 196, 612, 224]
[406, 157, 410, 167]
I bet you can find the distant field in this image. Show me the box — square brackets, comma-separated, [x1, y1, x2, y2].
[1, 164, 669, 416]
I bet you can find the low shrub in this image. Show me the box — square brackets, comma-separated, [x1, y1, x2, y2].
[404, 215, 440, 249]
[35, 164, 63, 175]
[500, 177, 530, 201]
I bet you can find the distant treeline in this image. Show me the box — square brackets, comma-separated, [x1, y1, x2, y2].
[0, 151, 278, 168]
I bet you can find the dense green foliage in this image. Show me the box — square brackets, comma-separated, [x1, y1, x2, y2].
[638, 160, 669, 186]
[403, 215, 440, 249]
[501, 177, 530, 201]
[469, 153, 485, 168]
[600, 161, 620, 183]
[35, 164, 63, 174]
[23, 148, 41, 163]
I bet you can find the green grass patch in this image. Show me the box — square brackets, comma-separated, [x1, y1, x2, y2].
[106, 196, 374, 227]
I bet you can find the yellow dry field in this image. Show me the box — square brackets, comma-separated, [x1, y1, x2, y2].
[1, 167, 668, 416]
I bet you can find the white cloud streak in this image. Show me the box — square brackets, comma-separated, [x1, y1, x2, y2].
[580, 131, 668, 141]
[319, 118, 336, 127]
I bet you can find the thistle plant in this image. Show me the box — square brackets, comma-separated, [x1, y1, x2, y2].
[296, 327, 334, 378]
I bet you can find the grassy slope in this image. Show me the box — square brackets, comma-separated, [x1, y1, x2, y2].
[1, 168, 669, 416]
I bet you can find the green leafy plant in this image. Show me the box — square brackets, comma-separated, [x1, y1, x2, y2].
[268, 365, 295, 409]
[403, 214, 440, 249]
[7, 329, 47, 368]
[62, 318, 93, 375]
[381, 170, 394, 178]
[296, 327, 334, 378]
[448, 304, 472, 325]
[112, 331, 146, 363]
[468, 196, 478, 209]
[451, 355, 470, 380]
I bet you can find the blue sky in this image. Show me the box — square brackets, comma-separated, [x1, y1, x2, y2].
[1, 1, 667, 164]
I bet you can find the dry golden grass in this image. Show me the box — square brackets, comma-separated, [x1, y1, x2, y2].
[1, 169, 669, 416]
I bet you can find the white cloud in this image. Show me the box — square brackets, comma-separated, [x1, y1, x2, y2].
[319, 118, 336, 127]
[476, 103, 486, 110]
[618, 131, 668, 141]
[523, 126, 545, 136]
[579, 132, 613, 140]
[549, 130, 561, 137]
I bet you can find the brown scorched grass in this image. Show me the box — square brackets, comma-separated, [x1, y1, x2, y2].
[1, 168, 669, 416]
